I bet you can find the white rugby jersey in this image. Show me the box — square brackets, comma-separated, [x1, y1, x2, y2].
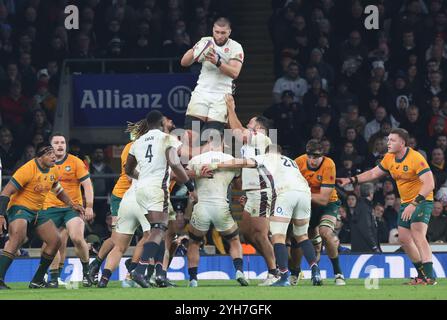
[194, 37, 244, 94]
[254, 153, 310, 194]
[129, 129, 181, 190]
[188, 151, 239, 205]
[241, 130, 272, 190]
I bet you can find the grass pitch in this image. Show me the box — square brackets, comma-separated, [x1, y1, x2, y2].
[0, 279, 446, 300]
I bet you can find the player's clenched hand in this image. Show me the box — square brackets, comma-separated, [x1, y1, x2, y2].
[72, 204, 86, 216]
[0, 216, 6, 235]
[225, 94, 235, 111]
[84, 207, 94, 222]
[401, 204, 416, 221]
[204, 47, 218, 64]
[336, 177, 350, 187]
[200, 165, 214, 178]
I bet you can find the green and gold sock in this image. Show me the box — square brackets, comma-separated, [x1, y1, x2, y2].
[0, 251, 15, 280]
[422, 262, 434, 279]
[32, 252, 55, 283]
[413, 261, 424, 278]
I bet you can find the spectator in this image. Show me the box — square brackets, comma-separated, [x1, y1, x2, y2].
[32, 80, 57, 122]
[343, 126, 368, 157]
[368, 120, 393, 152]
[309, 48, 334, 86]
[338, 105, 366, 139]
[12, 144, 35, 172]
[430, 148, 447, 193]
[364, 137, 387, 170]
[363, 106, 398, 142]
[272, 61, 308, 104]
[90, 147, 114, 198]
[263, 90, 306, 154]
[427, 201, 447, 242]
[399, 105, 428, 145]
[332, 80, 358, 115]
[30, 132, 44, 149]
[408, 135, 427, 160]
[26, 109, 52, 142]
[0, 81, 31, 136]
[350, 183, 380, 253]
[339, 30, 368, 64]
[373, 178, 396, 205]
[0, 127, 21, 175]
[373, 203, 390, 244]
[336, 205, 351, 243]
[338, 141, 363, 168]
[383, 192, 399, 230]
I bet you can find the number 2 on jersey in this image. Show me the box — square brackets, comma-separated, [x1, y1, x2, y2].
[145, 144, 153, 162]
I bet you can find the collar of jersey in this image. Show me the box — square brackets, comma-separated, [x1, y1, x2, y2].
[307, 156, 325, 172]
[34, 159, 49, 173]
[395, 147, 410, 163]
[56, 153, 68, 165]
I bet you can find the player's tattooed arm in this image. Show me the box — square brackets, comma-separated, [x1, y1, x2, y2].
[124, 154, 139, 180]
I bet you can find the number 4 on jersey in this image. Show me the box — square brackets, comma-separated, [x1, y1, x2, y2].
[145, 144, 153, 162]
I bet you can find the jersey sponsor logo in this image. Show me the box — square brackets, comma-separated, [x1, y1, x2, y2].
[65, 166, 72, 172]
[34, 184, 51, 193]
[276, 206, 283, 214]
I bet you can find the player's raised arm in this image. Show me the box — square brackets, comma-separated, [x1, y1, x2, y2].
[225, 94, 249, 142]
[336, 165, 386, 187]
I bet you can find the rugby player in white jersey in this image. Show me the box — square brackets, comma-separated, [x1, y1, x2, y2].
[186, 130, 248, 287]
[180, 17, 244, 158]
[224, 94, 278, 285]
[213, 144, 323, 286]
[125, 111, 197, 288]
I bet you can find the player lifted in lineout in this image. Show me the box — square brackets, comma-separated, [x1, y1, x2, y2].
[180, 17, 244, 156]
[41, 133, 95, 288]
[293, 140, 346, 286]
[186, 129, 249, 287]
[212, 144, 323, 286]
[125, 111, 197, 288]
[337, 128, 436, 285]
[0, 143, 85, 289]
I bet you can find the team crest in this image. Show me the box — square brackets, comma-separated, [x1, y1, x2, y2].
[403, 165, 408, 172]
[65, 166, 71, 172]
[317, 175, 323, 181]
[224, 47, 229, 53]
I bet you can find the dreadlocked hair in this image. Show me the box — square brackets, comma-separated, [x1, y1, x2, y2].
[126, 119, 149, 140]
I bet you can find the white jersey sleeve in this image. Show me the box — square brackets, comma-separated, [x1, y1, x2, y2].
[195, 37, 244, 94]
[241, 131, 272, 190]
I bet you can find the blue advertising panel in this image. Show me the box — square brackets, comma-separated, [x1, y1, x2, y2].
[72, 74, 198, 127]
[4, 254, 447, 283]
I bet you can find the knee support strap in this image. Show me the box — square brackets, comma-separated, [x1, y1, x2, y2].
[150, 223, 168, 232]
[188, 231, 204, 242]
[312, 235, 322, 246]
[222, 228, 239, 241]
[319, 219, 335, 231]
[293, 223, 309, 237]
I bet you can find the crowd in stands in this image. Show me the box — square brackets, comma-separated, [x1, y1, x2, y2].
[267, 0, 447, 248]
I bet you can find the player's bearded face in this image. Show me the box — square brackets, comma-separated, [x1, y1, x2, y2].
[51, 137, 67, 157]
[213, 25, 230, 46]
